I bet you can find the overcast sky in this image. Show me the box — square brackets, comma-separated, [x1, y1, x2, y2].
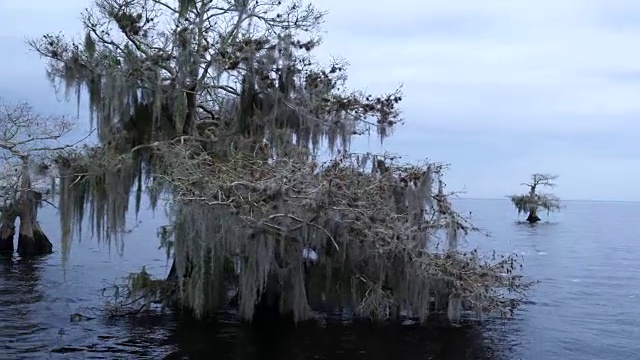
[1, 1, 640, 200]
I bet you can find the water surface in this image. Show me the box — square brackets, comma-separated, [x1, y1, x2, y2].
[1, 199, 638, 359]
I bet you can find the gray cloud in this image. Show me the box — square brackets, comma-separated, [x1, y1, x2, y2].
[316, 0, 640, 200]
[2, 0, 640, 200]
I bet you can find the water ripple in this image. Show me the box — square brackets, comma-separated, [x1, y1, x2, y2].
[1, 200, 639, 359]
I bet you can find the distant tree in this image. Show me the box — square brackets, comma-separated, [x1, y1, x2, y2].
[508, 173, 561, 224]
[0, 99, 87, 255]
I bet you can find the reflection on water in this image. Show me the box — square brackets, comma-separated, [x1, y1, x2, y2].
[0, 255, 49, 355]
[0, 252, 496, 359]
[162, 316, 494, 360]
[2, 199, 640, 359]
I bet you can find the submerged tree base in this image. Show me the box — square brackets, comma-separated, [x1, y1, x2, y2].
[251, 271, 292, 326]
[17, 230, 53, 256]
[164, 259, 291, 326]
[526, 212, 541, 224]
[0, 236, 13, 254]
[0, 210, 16, 254]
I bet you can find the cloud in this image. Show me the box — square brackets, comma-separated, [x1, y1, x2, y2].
[313, 0, 640, 200]
[315, 2, 640, 131]
[1, 0, 640, 200]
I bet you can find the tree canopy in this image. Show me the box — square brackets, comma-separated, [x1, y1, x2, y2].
[28, 0, 532, 324]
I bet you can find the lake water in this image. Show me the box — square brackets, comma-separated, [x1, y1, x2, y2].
[1, 198, 639, 359]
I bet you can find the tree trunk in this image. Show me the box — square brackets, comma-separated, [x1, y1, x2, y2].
[16, 191, 52, 256]
[251, 270, 292, 328]
[16, 158, 53, 256]
[526, 208, 541, 223]
[0, 207, 16, 254]
[255, 271, 282, 317]
[17, 213, 53, 256]
[164, 258, 182, 310]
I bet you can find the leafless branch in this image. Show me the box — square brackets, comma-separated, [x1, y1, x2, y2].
[0, 98, 90, 204]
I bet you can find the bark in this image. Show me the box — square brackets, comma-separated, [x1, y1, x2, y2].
[164, 258, 181, 310]
[17, 219, 53, 256]
[526, 185, 542, 223]
[162, 259, 181, 312]
[16, 191, 52, 256]
[163, 257, 197, 312]
[0, 207, 16, 254]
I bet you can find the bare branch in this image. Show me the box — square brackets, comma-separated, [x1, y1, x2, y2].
[0, 98, 89, 206]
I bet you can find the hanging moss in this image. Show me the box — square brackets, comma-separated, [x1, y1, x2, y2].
[56, 146, 138, 256]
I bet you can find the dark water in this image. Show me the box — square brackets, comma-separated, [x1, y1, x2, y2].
[1, 199, 639, 359]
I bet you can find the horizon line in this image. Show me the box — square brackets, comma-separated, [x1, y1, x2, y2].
[457, 196, 639, 203]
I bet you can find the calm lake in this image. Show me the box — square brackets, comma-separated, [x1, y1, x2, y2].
[1, 198, 638, 359]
